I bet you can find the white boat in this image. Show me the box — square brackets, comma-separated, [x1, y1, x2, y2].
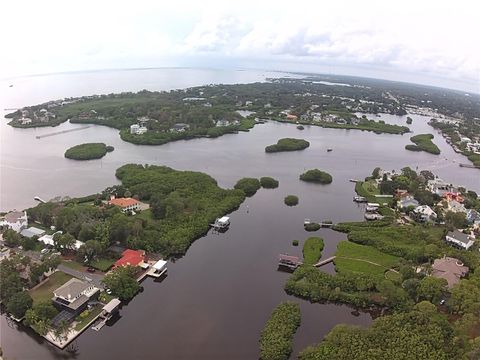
[213, 216, 230, 229]
[304, 218, 311, 225]
[353, 196, 367, 203]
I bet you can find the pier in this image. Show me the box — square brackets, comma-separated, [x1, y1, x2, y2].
[36, 125, 90, 139]
[314, 256, 336, 267]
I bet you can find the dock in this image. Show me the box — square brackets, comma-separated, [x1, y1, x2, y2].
[314, 256, 336, 267]
[459, 163, 480, 169]
[36, 125, 90, 139]
[278, 254, 302, 270]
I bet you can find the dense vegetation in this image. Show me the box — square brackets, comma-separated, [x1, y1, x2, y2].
[309, 118, 410, 134]
[405, 134, 440, 155]
[265, 138, 310, 153]
[102, 265, 140, 301]
[304, 222, 321, 232]
[234, 178, 261, 197]
[259, 302, 301, 360]
[284, 195, 299, 206]
[260, 177, 279, 189]
[302, 237, 324, 264]
[27, 164, 246, 256]
[299, 169, 333, 184]
[64, 143, 112, 160]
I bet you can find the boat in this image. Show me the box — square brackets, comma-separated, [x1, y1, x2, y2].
[9, 84, 13, 88]
[327, 148, 333, 152]
[349, 179, 360, 183]
[364, 213, 384, 221]
[304, 218, 311, 225]
[211, 216, 230, 229]
[353, 196, 367, 203]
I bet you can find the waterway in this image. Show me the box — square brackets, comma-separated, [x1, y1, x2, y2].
[0, 68, 479, 359]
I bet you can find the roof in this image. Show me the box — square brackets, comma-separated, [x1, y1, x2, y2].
[54, 278, 91, 300]
[20, 226, 46, 238]
[153, 259, 167, 270]
[3, 211, 27, 224]
[279, 254, 300, 263]
[114, 249, 145, 267]
[432, 257, 469, 288]
[399, 197, 419, 208]
[217, 216, 230, 223]
[109, 197, 139, 208]
[446, 230, 471, 244]
[172, 123, 189, 128]
[103, 298, 121, 313]
[414, 205, 436, 216]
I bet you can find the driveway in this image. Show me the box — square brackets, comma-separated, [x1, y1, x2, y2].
[57, 264, 105, 289]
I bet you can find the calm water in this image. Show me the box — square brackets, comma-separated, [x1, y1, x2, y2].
[1, 69, 479, 359]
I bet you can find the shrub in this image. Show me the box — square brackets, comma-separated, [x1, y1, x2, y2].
[292, 240, 299, 246]
[260, 177, 279, 189]
[299, 169, 333, 184]
[304, 223, 321, 231]
[234, 178, 261, 197]
[284, 195, 299, 206]
[106, 145, 115, 152]
[303, 237, 324, 264]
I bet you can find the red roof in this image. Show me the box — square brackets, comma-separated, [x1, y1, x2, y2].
[108, 197, 139, 208]
[114, 249, 145, 267]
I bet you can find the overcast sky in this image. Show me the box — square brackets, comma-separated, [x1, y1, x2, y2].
[1, 0, 479, 92]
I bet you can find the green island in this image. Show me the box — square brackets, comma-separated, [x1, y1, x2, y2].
[265, 138, 310, 153]
[259, 302, 301, 360]
[302, 237, 324, 264]
[260, 177, 279, 189]
[64, 143, 114, 160]
[234, 177, 261, 197]
[304, 222, 321, 232]
[299, 169, 333, 184]
[405, 133, 441, 155]
[284, 195, 299, 206]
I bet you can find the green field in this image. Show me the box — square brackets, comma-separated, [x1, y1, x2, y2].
[29, 271, 75, 304]
[90, 258, 115, 272]
[334, 241, 400, 278]
[303, 237, 324, 264]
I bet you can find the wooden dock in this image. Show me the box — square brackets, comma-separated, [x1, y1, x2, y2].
[314, 256, 336, 267]
[36, 125, 90, 139]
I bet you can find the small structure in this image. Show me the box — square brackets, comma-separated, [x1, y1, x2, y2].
[148, 260, 168, 278]
[364, 213, 384, 221]
[397, 196, 419, 211]
[278, 254, 301, 270]
[0, 246, 11, 261]
[466, 209, 480, 225]
[0, 211, 28, 233]
[394, 189, 410, 199]
[102, 298, 121, 316]
[366, 203, 380, 212]
[170, 123, 190, 133]
[130, 124, 147, 135]
[216, 119, 231, 127]
[52, 278, 99, 315]
[286, 114, 298, 121]
[431, 256, 469, 288]
[108, 197, 140, 213]
[412, 205, 437, 223]
[446, 199, 467, 214]
[211, 216, 230, 229]
[445, 230, 475, 250]
[114, 249, 146, 268]
[20, 226, 46, 239]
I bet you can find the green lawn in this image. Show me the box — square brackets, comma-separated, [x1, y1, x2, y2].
[74, 305, 103, 331]
[29, 271, 76, 304]
[90, 258, 115, 272]
[61, 260, 85, 271]
[303, 237, 324, 264]
[334, 241, 400, 278]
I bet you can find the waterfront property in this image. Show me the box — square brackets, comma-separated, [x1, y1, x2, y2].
[397, 196, 420, 210]
[20, 226, 46, 238]
[130, 124, 148, 135]
[412, 205, 437, 223]
[114, 249, 146, 268]
[211, 216, 230, 230]
[147, 260, 168, 278]
[278, 254, 302, 270]
[52, 278, 99, 317]
[431, 256, 469, 288]
[0, 210, 28, 232]
[108, 197, 140, 213]
[445, 230, 475, 250]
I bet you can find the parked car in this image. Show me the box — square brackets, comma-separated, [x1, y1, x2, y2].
[40, 248, 49, 254]
[86, 267, 96, 273]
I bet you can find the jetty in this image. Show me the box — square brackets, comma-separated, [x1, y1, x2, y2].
[459, 163, 480, 169]
[314, 256, 336, 267]
[34, 196, 47, 203]
[36, 125, 90, 139]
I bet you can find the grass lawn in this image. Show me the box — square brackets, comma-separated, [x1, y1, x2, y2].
[303, 237, 324, 264]
[334, 241, 400, 278]
[385, 270, 402, 283]
[29, 271, 76, 304]
[90, 258, 115, 272]
[61, 260, 85, 271]
[355, 181, 393, 206]
[99, 292, 115, 304]
[74, 305, 103, 331]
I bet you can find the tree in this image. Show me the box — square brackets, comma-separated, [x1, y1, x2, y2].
[420, 170, 435, 181]
[6, 291, 33, 319]
[445, 211, 467, 229]
[0, 272, 23, 303]
[150, 194, 167, 219]
[78, 240, 103, 264]
[417, 277, 447, 303]
[102, 265, 140, 301]
[449, 278, 480, 315]
[53, 233, 76, 253]
[24, 301, 58, 335]
[3, 229, 21, 247]
[53, 319, 71, 342]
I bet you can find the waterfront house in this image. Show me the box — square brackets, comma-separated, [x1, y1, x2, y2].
[170, 123, 190, 132]
[216, 119, 231, 127]
[52, 278, 99, 315]
[38, 231, 84, 250]
[286, 114, 298, 122]
[0, 211, 28, 233]
[431, 256, 469, 288]
[397, 196, 419, 211]
[412, 205, 437, 223]
[130, 124, 147, 135]
[20, 226, 46, 239]
[108, 197, 140, 213]
[445, 230, 475, 250]
[114, 249, 146, 268]
[446, 199, 467, 214]
[466, 209, 480, 225]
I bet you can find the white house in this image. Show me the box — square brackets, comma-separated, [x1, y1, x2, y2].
[413, 205, 437, 222]
[52, 278, 99, 314]
[130, 124, 147, 135]
[38, 231, 85, 250]
[447, 200, 467, 214]
[0, 211, 28, 233]
[445, 230, 475, 250]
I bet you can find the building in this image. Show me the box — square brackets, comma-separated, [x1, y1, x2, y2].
[0, 211, 28, 233]
[38, 231, 85, 250]
[397, 196, 420, 211]
[446, 200, 467, 214]
[170, 123, 190, 132]
[114, 249, 146, 268]
[445, 230, 475, 250]
[286, 114, 298, 121]
[20, 226, 46, 239]
[52, 278, 99, 315]
[394, 189, 410, 199]
[427, 178, 452, 196]
[431, 256, 469, 288]
[108, 197, 140, 213]
[413, 205, 437, 223]
[130, 124, 147, 135]
[216, 119, 231, 127]
[466, 209, 480, 225]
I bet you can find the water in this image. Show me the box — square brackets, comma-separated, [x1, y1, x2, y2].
[1, 68, 479, 360]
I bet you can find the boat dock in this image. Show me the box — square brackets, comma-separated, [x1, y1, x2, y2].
[459, 163, 480, 169]
[314, 256, 336, 267]
[278, 254, 302, 270]
[36, 125, 90, 139]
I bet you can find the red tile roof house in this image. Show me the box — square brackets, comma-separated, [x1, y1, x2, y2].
[108, 197, 140, 213]
[114, 249, 146, 268]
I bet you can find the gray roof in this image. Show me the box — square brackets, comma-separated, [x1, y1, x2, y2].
[20, 226, 45, 238]
[446, 230, 470, 244]
[54, 278, 91, 300]
[103, 298, 121, 313]
[3, 211, 26, 223]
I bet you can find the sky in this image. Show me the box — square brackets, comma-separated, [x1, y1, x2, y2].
[1, 0, 479, 92]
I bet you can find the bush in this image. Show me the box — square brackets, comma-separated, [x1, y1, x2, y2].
[106, 145, 115, 152]
[65, 143, 112, 160]
[303, 237, 324, 264]
[292, 240, 299, 246]
[260, 177, 279, 189]
[259, 302, 301, 360]
[299, 169, 333, 184]
[265, 138, 310, 153]
[284, 195, 299, 206]
[304, 223, 321, 231]
[234, 178, 261, 197]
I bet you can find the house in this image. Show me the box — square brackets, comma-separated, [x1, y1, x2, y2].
[20, 226, 46, 239]
[395, 189, 410, 199]
[427, 178, 452, 196]
[413, 205, 437, 223]
[431, 257, 469, 288]
[216, 119, 231, 127]
[114, 249, 146, 268]
[443, 192, 464, 203]
[38, 231, 84, 250]
[466, 209, 480, 225]
[446, 199, 467, 214]
[286, 114, 298, 121]
[397, 196, 419, 211]
[0, 211, 28, 233]
[52, 278, 99, 315]
[108, 197, 140, 213]
[130, 124, 147, 135]
[170, 123, 190, 132]
[445, 230, 475, 250]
